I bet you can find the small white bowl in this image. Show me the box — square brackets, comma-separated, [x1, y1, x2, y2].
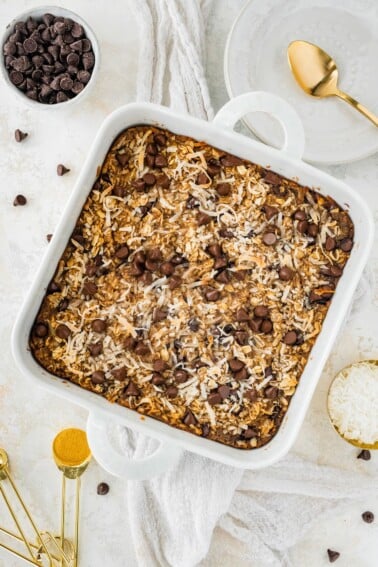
[1, 5, 100, 109]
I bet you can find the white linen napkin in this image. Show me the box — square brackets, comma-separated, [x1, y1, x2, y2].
[117, 2, 376, 566]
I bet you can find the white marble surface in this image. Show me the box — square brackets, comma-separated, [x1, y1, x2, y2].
[0, 0, 377, 566]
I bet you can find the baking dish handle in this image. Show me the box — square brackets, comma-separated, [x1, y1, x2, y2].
[213, 91, 305, 160]
[87, 412, 183, 480]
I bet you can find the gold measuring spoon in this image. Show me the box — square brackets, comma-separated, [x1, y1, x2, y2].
[287, 40, 378, 127]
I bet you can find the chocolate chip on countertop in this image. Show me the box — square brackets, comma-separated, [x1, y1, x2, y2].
[13, 194, 27, 206]
[91, 370, 105, 384]
[57, 164, 70, 176]
[55, 323, 71, 339]
[97, 482, 109, 495]
[327, 549, 340, 563]
[14, 128, 28, 142]
[357, 449, 371, 461]
[279, 266, 294, 281]
[125, 381, 140, 396]
[91, 319, 107, 332]
[34, 322, 48, 337]
[183, 409, 196, 426]
[362, 511, 374, 523]
[263, 232, 277, 246]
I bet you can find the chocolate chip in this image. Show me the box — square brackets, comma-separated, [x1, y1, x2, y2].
[14, 129, 28, 142]
[218, 384, 230, 399]
[325, 236, 336, 251]
[254, 305, 269, 318]
[116, 153, 129, 168]
[160, 261, 175, 276]
[307, 223, 319, 237]
[236, 307, 250, 322]
[278, 266, 294, 281]
[77, 69, 90, 83]
[13, 194, 27, 206]
[82, 52, 95, 70]
[245, 388, 258, 401]
[340, 238, 353, 252]
[166, 386, 178, 398]
[134, 340, 149, 356]
[132, 179, 146, 192]
[261, 319, 273, 334]
[204, 288, 220, 301]
[91, 319, 106, 332]
[216, 183, 231, 196]
[46, 233, 53, 242]
[263, 171, 281, 185]
[66, 52, 79, 66]
[265, 386, 279, 399]
[146, 142, 157, 156]
[320, 264, 343, 278]
[168, 275, 182, 290]
[153, 359, 168, 372]
[262, 204, 279, 220]
[220, 154, 243, 167]
[174, 369, 189, 383]
[124, 336, 137, 350]
[309, 286, 334, 304]
[206, 158, 221, 176]
[215, 270, 229, 284]
[115, 245, 129, 260]
[242, 427, 258, 439]
[362, 511, 374, 523]
[197, 212, 212, 226]
[9, 70, 24, 85]
[263, 232, 277, 246]
[125, 381, 140, 396]
[92, 371, 105, 384]
[208, 392, 222, 405]
[297, 220, 309, 234]
[189, 318, 200, 331]
[186, 195, 199, 209]
[283, 330, 298, 345]
[34, 322, 48, 337]
[235, 330, 249, 345]
[327, 549, 340, 563]
[156, 173, 170, 188]
[154, 133, 166, 146]
[171, 254, 186, 265]
[55, 324, 71, 339]
[57, 164, 69, 176]
[47, 280, 61, 293]
[202, 424, 210, 437]
[153, 308, 167, 322]
[219, 228, 234, 238]
[71, 22, 84, 38]
[214, 256, 227, 270]
[57, 298, 69, 311]
[143, 173, 156, 188]
[83, 281, 97, 296]
[357, 449, 371, 461]
[88, 342, 102, 356]
[97, 482, 109, 495]
[229, 358, 245, 372]
[183, 409, 196, 425]
[207, 243, 222, 258]
[151, 372, 165, 386]
[235, 368, 248, 380]
[249, 318, 263, 332]
[154, 154, 167, 168]
[111, 367, 127, 381]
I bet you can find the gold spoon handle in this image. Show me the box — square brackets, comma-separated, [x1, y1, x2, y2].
[336, 90, 378, 127]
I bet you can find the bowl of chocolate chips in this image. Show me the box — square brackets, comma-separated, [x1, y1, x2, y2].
[1, 6, 99, 107]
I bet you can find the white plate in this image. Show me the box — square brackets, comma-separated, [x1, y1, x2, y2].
[224, 0, 378, 164]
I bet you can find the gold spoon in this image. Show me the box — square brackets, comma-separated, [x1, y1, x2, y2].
[287, 40, 378, 127]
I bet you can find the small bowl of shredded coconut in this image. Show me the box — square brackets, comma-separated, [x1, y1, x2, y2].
[328, 360, 378, 449]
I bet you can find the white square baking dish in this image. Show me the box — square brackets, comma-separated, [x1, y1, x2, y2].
[12, 92, 374, 479]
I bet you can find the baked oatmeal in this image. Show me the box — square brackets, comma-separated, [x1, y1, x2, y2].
[29, 126, 354, 449]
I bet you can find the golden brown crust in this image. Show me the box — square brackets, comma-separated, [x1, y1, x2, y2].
[29, 126, 354, 449]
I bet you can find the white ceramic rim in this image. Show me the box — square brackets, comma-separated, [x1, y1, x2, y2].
[0, 5, 100, 110]
[223, 0, 378, 165]
[11, 96, 374, 476]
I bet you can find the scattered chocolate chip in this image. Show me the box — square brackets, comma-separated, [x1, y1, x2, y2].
[357, 449, 371, 461]
[197, 212, 212, 226]
[115, 245, 129, 260]
[234, 367, 248, 381]
[201, 424, 210, 437]
[261, 319, 273, 334]
[168, 275, 182, 290]
[91, 371, 105, 384]
[170, 254, 186, 265]
[263, 171, 281, 186]
[151, 372, 165, 386]
[55, 323, 71, 339]
[83, 281, 97, 296]
[97, 482, 109, 495]
[263, 232, 277, 246]
[166, 385, 178, 398]
[220, 154, 243, 167]
[189, 318, 200, 332]
[307, 223, 319, 237]
[57, 298, 69, 311]
[91, 319, 106, 332]
[183, 409, 196, 425]
[14, 128, 28, 142]
[116, 153, 129, 167]
[186, 195, 200, 209]
[265, 386, 279, 399]
[245, 388, 258, 401]
[325, 236, 336, 251]
[242, 427, 258, 439]
[88, 342, 102, 356]
[154, 133, 166, 146]
[362, 511, 374, 523]
[235, 330, 249, 345]
[219, 228, 234, 238]
[207, 243, 222, 257]
[294, 210, 308, 222]
[340, 238, 353, 252]
[57, 164, 70, 176]
[153, 359, 168, 372]
[134, 341, 150, 356]
[218, 384, 230, 399]
[208, 392, 222, 405]
[216, 182, 231, 196]
[46, 233, 53, 242]
[297, 220, 309, 234]
[143, 174, 157, 189]
[206, 158, 221, 176]
[153, 308, 167, 322]
[153, 154, 167, 168]
[320, 264, 343, 278]
[309, 286, 334, 304]
[13, 194, 27, 206]
[236, 307, 250, 322]
[249, 318, 263, 333]
[34, 322, 48, 337]
[214, 256, 228, 270]
[327, 549, 340, 563]
[160, 261, 175, 276]
[283, 330, 298, 345]
[229, 358, 245, 372]
[279, 266, 294, 281]
[146, 142, 157, 156]
[10, 70, 24, 85]
[254, 305, 269, 318]
[111, 367, 127, 381]
[125, 381, 140, 396]
[174, 369, 189, 383]
[204, 288, 220, 301]
[124, 336, 137, 350]
[262, 204, 278, 219]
